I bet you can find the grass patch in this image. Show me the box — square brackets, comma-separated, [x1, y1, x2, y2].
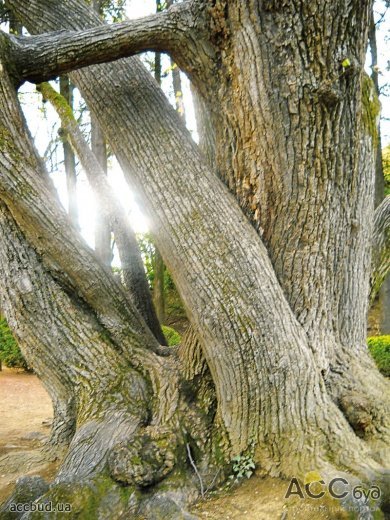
[368, 335, 390, 377]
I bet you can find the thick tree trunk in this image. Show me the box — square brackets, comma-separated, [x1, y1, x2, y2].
[197, 0, 389, 443]
[1, 0, 389, 515]
[8, 0, 386, 463]
[0, 201, 149, 470]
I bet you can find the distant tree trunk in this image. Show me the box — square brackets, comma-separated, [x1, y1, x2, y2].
[91, 110, 112, 267]
[369, 10, 384, 208]
[369, 8, 390, 334]
[153, 249, 165, 324]
[167, 0, 187, 125]
[152, 8, 166, 325]
[59, 75, 79, 229]
[90, 0, 112, 267]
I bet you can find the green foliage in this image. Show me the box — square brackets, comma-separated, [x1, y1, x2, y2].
[368, 335, 390, 377]
[136, 232, 156, 287]
[100, 0, 126, 22]
[86, 0, 126, 22]
[0, 317, 29, 370]
[229, 454, 256, 483]
[136, 232, 175, 290]
[361, 75, 381, 147]
[161, 325, 181, 346]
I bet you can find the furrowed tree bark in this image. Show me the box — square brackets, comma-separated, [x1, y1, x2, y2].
[2, 0, 389, 515]
[194, 0, 389, 444]
[8, 0, 389, 474]
[0, 56, 178, 429]
[0, 201, 150, 475]
[8, 0, 214, 92]
[37, 81, 166, 345]
[0, 55, 188, 515]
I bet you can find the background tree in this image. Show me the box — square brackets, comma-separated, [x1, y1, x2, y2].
[37, 81, 166, 345]
[368, 1, 390, 334]
[59, 76, 79, 229]
[0, 0, 389, 517]
[152, 0, 188, 327]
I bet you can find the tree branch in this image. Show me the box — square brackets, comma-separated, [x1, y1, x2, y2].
[37, 82, 166, 346]
[370, 195, 390, 302]
[9, 1, 215, 88]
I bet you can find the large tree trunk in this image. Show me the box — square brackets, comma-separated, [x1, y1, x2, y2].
[199, 0, 389, 443]
[1, 0, 389, 516]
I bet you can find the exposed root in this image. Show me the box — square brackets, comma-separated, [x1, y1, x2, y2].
[326, 352, 390, 464]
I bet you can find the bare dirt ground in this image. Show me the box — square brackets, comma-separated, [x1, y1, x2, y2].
[0, 368, 384, 519]
[190, 475, 358, 520]
[0, 367, 57, 504]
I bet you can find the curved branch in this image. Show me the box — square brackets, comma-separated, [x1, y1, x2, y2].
[370, 195, 390, 302]
[9, 1, 215, 89]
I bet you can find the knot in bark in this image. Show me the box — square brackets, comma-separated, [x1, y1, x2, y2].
[316, 81, 342, 108]
[108, 427, 178, 487]
[339, 394, 374, 437]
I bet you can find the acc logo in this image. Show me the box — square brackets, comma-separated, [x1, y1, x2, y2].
[285, 471, 381, 502]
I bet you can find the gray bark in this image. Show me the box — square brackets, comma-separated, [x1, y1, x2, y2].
[7, 0, 387, 470]
[8, 1, 214, 93]
[0, 200, 149, 471]
[0, 59, 179, 495]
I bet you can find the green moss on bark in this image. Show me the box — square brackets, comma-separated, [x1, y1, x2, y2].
[361, 74, 381, 147]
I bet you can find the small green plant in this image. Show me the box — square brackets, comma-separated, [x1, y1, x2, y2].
[368, 335, 390, 377]
[161, 325, 181, 346]
[0, 317, 29, 370]
[229, 453, 256, 484]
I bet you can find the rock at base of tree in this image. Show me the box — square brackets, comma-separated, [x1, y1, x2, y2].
[0, 476, 49, 519]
